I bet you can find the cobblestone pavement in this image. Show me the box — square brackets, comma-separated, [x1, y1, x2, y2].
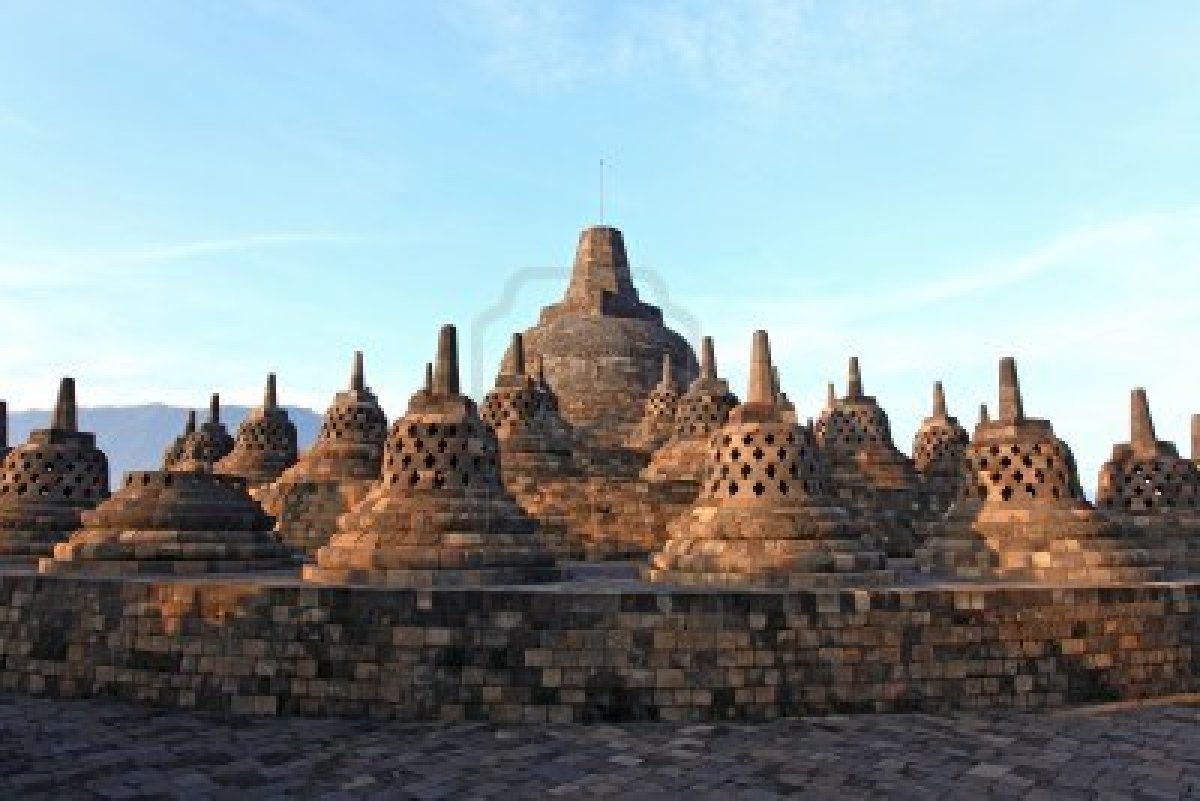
[2, 693, 1199, 800]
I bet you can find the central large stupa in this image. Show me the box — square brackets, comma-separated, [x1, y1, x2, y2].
[519, 226, 699, 445]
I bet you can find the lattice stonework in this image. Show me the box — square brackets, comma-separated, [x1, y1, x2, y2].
[0, 444, 108, 504]
[383, 420, 502, 492]
[675, 392, 737, 438]
[821, 404, 893, 451]
[320, 400, 388, 445]
[913, 423, 969, 474]
[479, 386, 540, 435]
[235, 416, 296, 457]
[1098, 459, 1200, 512]
[961, 438, 1083, 504]
[702, 425, 826, 503]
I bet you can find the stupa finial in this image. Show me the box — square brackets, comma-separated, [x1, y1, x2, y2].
[209, 393, 221, 425]
[747, 330, 775, 405]
[979, 403, 990, 425]
[508, 333, 526, 378]
[184, 410, 196, 435]
[432, 324, 460, 396]
[52, 377, 77, 432]
[535, 354, 547, 386]
[0, 400, 7, 449]
[998, 357, 1024, 423]
[1193, 414, 1200, 462]
[264, 373, 278, 411]
[1130, 388, 1157, 450]
[825, 382, 836, 410]
[700, 336, 716, 380]
[351, 351, 365, 392]
[933, 381, 948, 418]
[771, 366, 782, 399]
[847, 357, 863, 399]
[423, 362, 433, 393]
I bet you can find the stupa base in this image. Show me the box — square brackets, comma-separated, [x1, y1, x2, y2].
[38, 529, 299, 576]
[644, 566, 895, 589]
[302, 564, 562, 587]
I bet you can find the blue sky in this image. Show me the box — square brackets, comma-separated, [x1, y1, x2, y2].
[1, 0, 1198, 487]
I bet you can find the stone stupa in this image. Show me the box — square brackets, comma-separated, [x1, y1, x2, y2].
[164, 394, 234, 471]
[911, 382, 970, 516]
[0, 379, 110, 560]
[628, 353, 680, 453]
[215, 373, 298, 492]
[642, 336, 739, 485]
[917, 358, 1160, 582]
[519, 225, 698, 447]
[257, 352, 388, 556]
[163, 410, 197, 469]
[0, 401, 9, 462]
[647, 331, 892, 588]
[1096, 389, 1200, 572]
[39, 465, 294, 576]
[816, 358, 922, 555]
[305, 325, 559, 586]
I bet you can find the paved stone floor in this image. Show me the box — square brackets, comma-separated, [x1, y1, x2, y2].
[2, 693, 1199, 799]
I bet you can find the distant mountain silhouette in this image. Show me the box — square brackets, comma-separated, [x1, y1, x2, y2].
[6, 404, 322, 485]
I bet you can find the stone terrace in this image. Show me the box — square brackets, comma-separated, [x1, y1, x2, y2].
[2, 690, 1200, 798]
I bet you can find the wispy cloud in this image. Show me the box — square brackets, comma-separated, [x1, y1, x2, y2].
[0, 233, 387, 288]
[446, 0, 1042, 114]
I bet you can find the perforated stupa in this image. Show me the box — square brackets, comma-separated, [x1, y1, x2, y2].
[642, 336, 739, 484]
[816, 357, 922, 554]
[40, 468, 294, 576]
[912, 382, 970, 515]
[629, 353, 680, 452]
[215, 373, 298, 491]
[257, 352, 388, 556]
[164, 394, 234, 471]
[304, 325, 559, 586]
[0, 379, 109, 560]
[647, 331, 892, 588]
[917, 358, 1160, 582]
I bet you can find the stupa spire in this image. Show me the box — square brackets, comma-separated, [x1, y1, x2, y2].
[504, 333, 526, 378]
[184, 410, 196, 435]
[208, 393, 221, 425]
[847, 357, 863, 399]
[979, 403, 990, 425]
[699, 336, 716, 380]
[350, 351, 365, 392]
[0, 400, 6, 450]
[264, 373, 278, 411]
[52, 377, 77, 432]
[1193, 414, 1200, 462]
[746, 330, 774, 405]
[423, 363, 433, 394]
[660, 352, 673, 387]
[826, 382, 836, 410]
[998, 357, 1024, 423]
[535, 354, 546, 386]
[563, 226, 636, 308]
[1130, 388, 1157, 451]
[933, 382, 948, 418]
[432, 325, 460, 396]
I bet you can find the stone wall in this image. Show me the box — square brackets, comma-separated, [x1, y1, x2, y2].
[0, 572, 1196, 722]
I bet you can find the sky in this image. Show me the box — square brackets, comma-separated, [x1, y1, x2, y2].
[1, 0, 1199, 489]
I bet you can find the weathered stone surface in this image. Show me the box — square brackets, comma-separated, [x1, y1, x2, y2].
[305, 325, 559, 586]
[912, 381, 970, 516]
[39, 469, 295, 576]
[816, 358, 922, 556]
[649, 331, 892, 588]
[519, 226, 698, 446]
[628, 352, 680, 453]
[0, 379, 109, 561]
[257, 352, 388, 557]
[215, 373, 298, 491]
[2, 571, 1198, 721]
[164, 394, 234, 472]
[918, 358, 1162, 583]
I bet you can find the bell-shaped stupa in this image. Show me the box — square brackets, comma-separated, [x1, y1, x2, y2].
[164, 394, 234, 471]
[0, 379, 110, 560]
[163, 410, 197, 469]
[1097, 389, 1200, 514]
[816, 358, 922, 555]
[912, 382, 970, 515]
[40, 468, 294, 576]
[917, 358, 1160, 582]
[518, 226, 698, 446]
[305, 325, 559, 586]
[642, 336, 739, 484]
[481, 333, 575, 478]
[215, 373, 298, 491]
[629, 353, 681, 452]
[647, 331, 892, 588]
[257, 352, 388, 556]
